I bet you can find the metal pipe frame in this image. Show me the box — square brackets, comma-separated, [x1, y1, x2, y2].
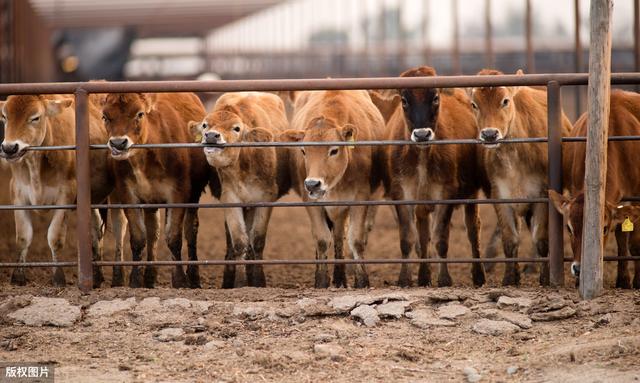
[1, 73, 640, 290]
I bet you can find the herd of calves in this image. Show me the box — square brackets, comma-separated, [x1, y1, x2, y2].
[2, 66, 640, 290]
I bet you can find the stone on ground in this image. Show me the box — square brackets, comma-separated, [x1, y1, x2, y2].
[8, 297, 80, 327]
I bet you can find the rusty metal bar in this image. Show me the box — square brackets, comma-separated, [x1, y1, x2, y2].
[547, 81, 565, 287]
[4, 255, 640, 268]
[74, 89, 93, 293]
[1, 74, 640, 95]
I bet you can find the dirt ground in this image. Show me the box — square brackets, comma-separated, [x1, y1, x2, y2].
[1, 166, 640, 382]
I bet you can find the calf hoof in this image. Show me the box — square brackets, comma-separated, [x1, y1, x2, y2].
[354, 273, 370, 289]
[111, 266, 125, 287]
[471, 264, 486, 287]
[129, 268, 143, 288]
[539, 264, 550, 287]
[397, 268, 413, 288]
[502, 271, 521, 286]
[53, 268, 66, 287]
[523, 263, 538, 275]
[418, 265, 431, 287]
[187, 265, 202, 289]
[437, 273, 453, 288]
[314, 271, 330, 289]
[93, 267, 105, 289]
[144, 267, 157, 289]
[616, 274, 632, 289]
[172, 269, 189, 289]
[11, 268, 27, 286]
[222, 267, 236, 289]
[333, 266, 347, 288]
[250, 266, 266, 288]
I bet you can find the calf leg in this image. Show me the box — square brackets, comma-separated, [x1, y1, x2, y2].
[183, 208, 201, 288]
[47, 209, 68, 287]
[222, 221, 236, 289]
[248, 207, 273, 287]
[224, 207, 250, 288]
[416, 205, 432, 286]
[348, 205, 370, 288]
[395, 204, 416, 287]
[111, 208, 127, 287]
[464, 204, 485, 287]
[144, 209, 160, 288]
[530, 203, 549, 286]
[483, 226, 501, 273]
[331, 208, 349, 288]
[629, 231, 640, 289]
[306, 206, 333, 288]
[125, 208, 146, 288]
[433, 204, 454, 287]
[615, 226, 631, 289]
[495, 205, 520, 286]
[165, 208, 187, 288]
[11, 209, 33, 286]
[90, 209, 105, 288]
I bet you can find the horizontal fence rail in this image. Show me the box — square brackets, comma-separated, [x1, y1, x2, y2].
[2, 73, 640, 292]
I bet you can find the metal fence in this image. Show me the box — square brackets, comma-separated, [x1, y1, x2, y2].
[1, 72, 640, 292]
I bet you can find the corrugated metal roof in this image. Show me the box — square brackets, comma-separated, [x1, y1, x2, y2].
[28, 0, 284, 35]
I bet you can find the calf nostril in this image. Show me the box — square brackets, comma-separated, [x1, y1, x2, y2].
[304, 179, 321, 190]
[109, 138, 128, 150]
[204, 132, 220, 144]
[1, 143, 18, 154]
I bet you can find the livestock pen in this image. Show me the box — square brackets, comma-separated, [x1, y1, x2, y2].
[1, 72, 640, 294]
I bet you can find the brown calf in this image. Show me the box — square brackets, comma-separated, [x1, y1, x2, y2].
[385, 66, 489, 287]
[190, 92, 290, 288]
[470, 69, 572, 286]
[550, 90, 640, 288]
[281, 90, 386, 288]
[0, 95, 122, 287]
[103, 92, 217, 288]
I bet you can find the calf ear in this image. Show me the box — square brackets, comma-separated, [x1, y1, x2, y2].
[244, 127, 274, 142]
[611, 204, 640, 226]
[0, 101, 5, 115]
[46, 99, 73, 116]
[140, 93, 157, 113]
[278, 129, 305, 142]
[340, 124, 356, 142]
[548, 189, 571, 216]
[188, 121, 203, 135]
[508, 69, 525, 97]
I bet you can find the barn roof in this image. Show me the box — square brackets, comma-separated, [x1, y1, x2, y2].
[28, 0, 284, 36]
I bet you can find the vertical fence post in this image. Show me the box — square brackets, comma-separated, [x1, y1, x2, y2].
[75, 88, 93, 293]
[581, 0, 613, 299]
[547, 81, 564, 287]
[574, 0, 582, 118]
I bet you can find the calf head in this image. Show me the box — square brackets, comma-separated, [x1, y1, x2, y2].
[102, 93, 154, 160]
[549, 190, 640, 278]
[189, 109, 273, 168]
[280, 117, 355, 199]
[469, 69, 523, 148]
[398, 66, 440, 144]
[0, 96, 72, 162]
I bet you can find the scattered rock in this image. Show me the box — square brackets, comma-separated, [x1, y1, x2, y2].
[328, 296, 362, 313]
[191, 301, 213, 314]
[184, 335, 208, 346]
[507, 366, 519, 375]
[153, 328, 185, 342]
[437, 304, 470, 320]
[8, 297, 80, 327]
[595, 313, 613, 327]
[350, 305, 379, 327]
[478, 309, 532, 329]
[528, 295, 573, 314]
[163, 298, 191, 310]
[204, 340, 225, 350]
[87, 298, 136, 318]
[496, 296, 532, 311]
[314, 343, 345, 361]
[463, 366, 482, 382]
[232, 305, 265, 320]
[530, 306, 577, 321]
[314, 333, 337, 343]
[407, 309, 456, 329]
[376, 301, 411, 319]
[0, 296, 32, 318]
[472, 319, 520, 336]
[329, 294, 408, 314]
[512, 332, 535, 341]
[137, 297, 162, 311]
[428, 291, 464, 303]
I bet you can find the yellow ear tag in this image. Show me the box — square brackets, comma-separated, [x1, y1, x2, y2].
[622, 217, 634, 232]
[195, 133, 202, 143]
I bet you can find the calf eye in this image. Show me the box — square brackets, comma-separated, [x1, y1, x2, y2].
[470, 101, 478, 110]
[136, 112, 144, 119]
[328, 147, 339, 156]
[433, 94, 440, 105]
[202, 123, 208, 129]
[102, 114, 110, 123]
[300, 148, 306, 156]
[232, 125, 241, 133]
[401, 97, 408, 109]
[603, 226, 609, 235]
[30, 116, 40, 123]
[501, 98, 510, 108]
